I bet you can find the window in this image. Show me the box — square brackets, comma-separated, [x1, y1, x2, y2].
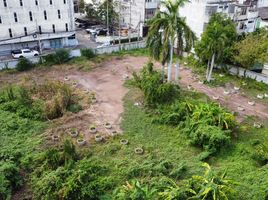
[44, 10, 47, 20]
[39, 26, 42, 34]
[35, 0, 38, 5]
[29, 11, 33, 21]
[50, 0, 52, 5]
[65, 23, 68, 32]
[14, 12, 18, 22]
[63, 0, 66, 4]
[24, 27, 27, 36]
[52, 24, 55, 33]
[58, 10, 61, 19]
[0, 16, 2, 24]
[9, 28, 12, 38]
[20, 0, 23, 6]
[3, 0, 7, 7]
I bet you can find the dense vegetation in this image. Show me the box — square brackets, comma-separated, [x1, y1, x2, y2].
[0, 81, 82, 199]
[1, 60, 268, 199]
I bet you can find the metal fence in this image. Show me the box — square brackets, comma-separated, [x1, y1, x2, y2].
[0, 41, 146, 70]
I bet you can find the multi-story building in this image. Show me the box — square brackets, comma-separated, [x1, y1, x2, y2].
[179, 0, 259, 38]
[119, 0, 159, 36]
[257, 0, 268, 28]
[0, 0, 77, 56]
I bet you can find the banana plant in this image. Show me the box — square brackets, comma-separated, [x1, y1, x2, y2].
[189, 163, 238, 200]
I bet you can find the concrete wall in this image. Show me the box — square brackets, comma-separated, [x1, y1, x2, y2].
[228, 66, 268, 84]
[0, 41, 146, 70]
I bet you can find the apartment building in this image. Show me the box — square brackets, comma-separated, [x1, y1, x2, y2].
[0, 0, 77, 56]
[119, 0, 159, 36]
[179, 0, 259, 38]
[257, 0, 268, 28]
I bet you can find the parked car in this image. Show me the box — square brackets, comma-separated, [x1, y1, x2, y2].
[12, 49, 39, 59]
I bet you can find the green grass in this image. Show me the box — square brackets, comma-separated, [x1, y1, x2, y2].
[182, 56, 268, 104]
[84, 87, 268, 199]
[0, 110, 46, 161]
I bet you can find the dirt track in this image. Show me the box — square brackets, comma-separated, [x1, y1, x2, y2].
[65, 56, 268, 126]
[2, 56, 267, 142]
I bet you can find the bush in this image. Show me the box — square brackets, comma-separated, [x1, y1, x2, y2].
[67, 104, 82, 113]
[133, 63, 179, 107]
[43, 49, 70, 65]
[252, 141, 268, 166]
[81, 48, 95, 59]
[0, 161, 22, 200]
[32, 159, 112, 200]
[16, 58, 35, 71]
[187, 123, 231, 153]
[54, 49, 70, 64]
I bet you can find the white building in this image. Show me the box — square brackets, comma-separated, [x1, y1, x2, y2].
[0, 0, 77, 56]
[179, 0, 259, 38]
[256, 0, 268, 28]
[119, 0, 160, 36]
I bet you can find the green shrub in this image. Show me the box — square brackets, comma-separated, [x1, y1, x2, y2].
[81, 48, 95, 59]
[43, 49, 70, 65]
[186, 123, 231, 153]
[32, 159, 112, 200]
[133, 63, 179, 107]
[54, 49, 70, 64]
[67, 104, 82, 113]
[152, 101, 194, 125]
[16, 58, 35, 71]
[252, 142, 268, 166]
[43, 54, 56, 66]
[113, 180, 157, 200]
[0, 161, 23, 200]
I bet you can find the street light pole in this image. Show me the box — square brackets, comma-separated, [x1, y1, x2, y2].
[107, 0, 110, 36]
[128, 0, 131, 43]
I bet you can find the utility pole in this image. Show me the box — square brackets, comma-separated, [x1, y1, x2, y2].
[118, 1, 121, 50]
[107, 0, 110, 36]
[35, 19, 42, 55]
[128, 0, 131, 43]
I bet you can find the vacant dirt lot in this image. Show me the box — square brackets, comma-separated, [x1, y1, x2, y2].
[1, 56, 268, 144]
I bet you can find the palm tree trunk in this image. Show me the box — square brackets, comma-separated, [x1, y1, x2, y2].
[206, 59, 210, 80]
[207, 53, 215, 82]
[175, 57, 179, 84]
[161, 64, 165, 81]
[168, 38, 173, 82]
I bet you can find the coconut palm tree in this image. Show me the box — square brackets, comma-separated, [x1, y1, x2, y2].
[147, 0, 195, 83]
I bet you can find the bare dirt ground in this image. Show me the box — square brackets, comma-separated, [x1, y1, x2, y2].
[2, 56, 268, 146]
[66, 56, 268, 125]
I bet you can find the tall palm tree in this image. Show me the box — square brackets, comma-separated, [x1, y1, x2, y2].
[147, 0, 195, 83]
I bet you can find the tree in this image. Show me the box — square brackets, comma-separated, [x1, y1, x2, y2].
[79, 0, 85, 13]
[86, 0, 119, 31]
[85, 0, 100, 21]
[195, 13, 237, 82]
[233, 28, 268, 77]
[147, 0, 195, 83]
